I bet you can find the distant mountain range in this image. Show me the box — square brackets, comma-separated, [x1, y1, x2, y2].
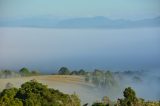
[0, 16, 160, 28]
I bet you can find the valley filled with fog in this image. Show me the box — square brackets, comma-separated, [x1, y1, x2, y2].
[0, 28, 160, 72]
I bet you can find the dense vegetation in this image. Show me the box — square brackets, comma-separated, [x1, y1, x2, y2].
[0, 80, 159, 106]
[0, 80, 80, 106]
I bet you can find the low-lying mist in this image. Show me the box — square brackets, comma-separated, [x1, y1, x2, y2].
[83, 69, 160, 102]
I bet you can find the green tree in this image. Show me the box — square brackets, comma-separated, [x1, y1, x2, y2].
[58, 67, 70, 75]
[19, 67, 30, 76]
[3, 70, 12, 78]
[0, 88, 23, 106]
[70, 71, 78, 75]
[123, 87, 137, 101]
[118, 87, 138, 106]
[93, 69, 104, 76]
[31, 70, 39, 75]
[78, 69, 86, 75]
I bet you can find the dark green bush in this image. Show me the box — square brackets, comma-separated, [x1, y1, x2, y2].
[0, 80, 80, 106]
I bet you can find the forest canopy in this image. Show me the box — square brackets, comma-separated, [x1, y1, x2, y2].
[0, 80, 80, 106]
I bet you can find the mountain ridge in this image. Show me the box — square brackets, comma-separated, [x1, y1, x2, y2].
[0, 16, 160, 28]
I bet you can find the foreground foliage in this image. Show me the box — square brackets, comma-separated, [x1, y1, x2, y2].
[92, 87, 160, 106]
[0, 80, 159, 106]
[0, 80, 80, 106]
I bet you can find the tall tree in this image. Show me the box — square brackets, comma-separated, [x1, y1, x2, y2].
[58, 67, 70, 75]
[19, 67, 30, 76]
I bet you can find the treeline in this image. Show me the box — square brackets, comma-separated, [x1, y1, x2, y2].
[19, 67, 40, 76]
[0, 70, 20, 78]
[0, 67, 145, 94]
[0, 80, 159, 106]
[57, 67, 143, 79]
[0, 67, 40, 78]
[57, 67, 87, 75]
[1, 66, 144, 78]
[1, 66, 142, 90]
[57, 67, 143, 90]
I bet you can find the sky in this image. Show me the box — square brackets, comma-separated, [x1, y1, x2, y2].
[0, 0, 160, 19]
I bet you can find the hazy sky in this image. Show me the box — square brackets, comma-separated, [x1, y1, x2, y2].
[0, 0, 160, 19]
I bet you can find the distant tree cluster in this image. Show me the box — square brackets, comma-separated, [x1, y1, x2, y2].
[58, 67, 87, 75]
[0, 67, 40, 79]
[84, 69, 119, 89]
[0, 70, 20, 78]
[0, 80, 80, 106]
[19, 67, 40, 76]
